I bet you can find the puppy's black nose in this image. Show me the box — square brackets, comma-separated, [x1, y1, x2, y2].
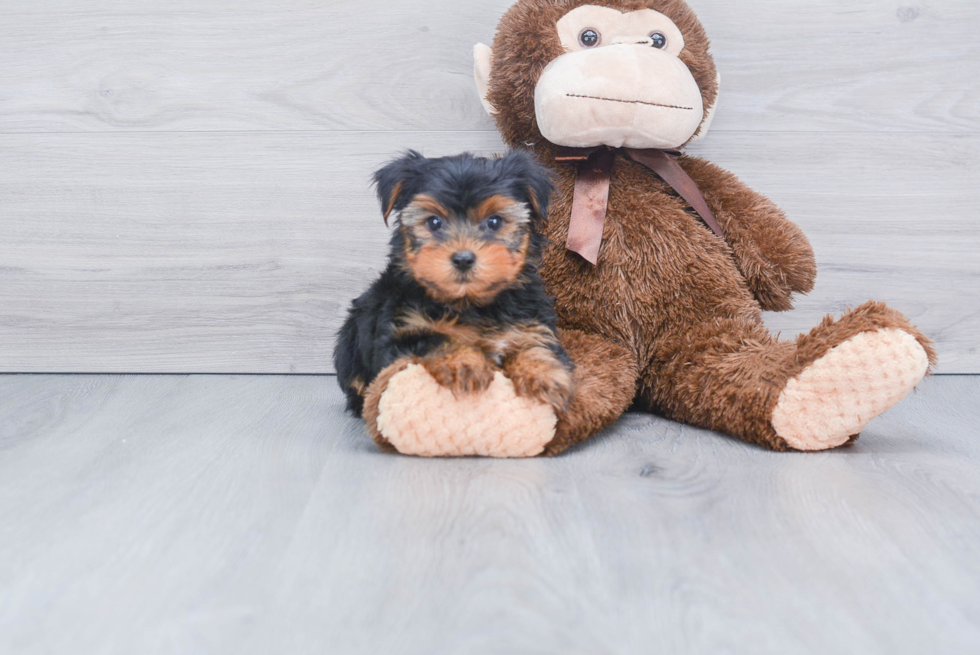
[451, 250, 477, 272]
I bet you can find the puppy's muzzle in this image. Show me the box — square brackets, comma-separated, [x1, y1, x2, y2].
[451, 250, 477, 273]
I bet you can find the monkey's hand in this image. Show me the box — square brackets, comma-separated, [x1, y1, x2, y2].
[503, 347, 575, 412]
[680, 156, 817, 312]
[423, 346, 496, 397]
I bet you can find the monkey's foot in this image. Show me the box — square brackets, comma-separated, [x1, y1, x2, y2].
[771, 329, 930, 451]
[373, 364, 557, 458]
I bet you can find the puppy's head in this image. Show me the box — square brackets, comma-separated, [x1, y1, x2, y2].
[374, 151, 553, 306]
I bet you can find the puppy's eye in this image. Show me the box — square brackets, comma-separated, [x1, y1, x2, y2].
[485, 215, 503, 232]
[579, 28, 600, 48]
[649, 32, 667, 49]
[426, 217, 443, 232]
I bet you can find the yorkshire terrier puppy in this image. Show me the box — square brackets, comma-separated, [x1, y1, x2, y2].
[335, 151, 574, 418]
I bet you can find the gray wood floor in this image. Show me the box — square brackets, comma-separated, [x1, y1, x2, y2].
[1, 374, 978, 654]
[1, 0, 978, 374]
[2, 2, 979, 652]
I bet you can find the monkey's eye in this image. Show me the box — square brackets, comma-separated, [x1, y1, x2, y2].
[485, 215, 503, 232]
[579, 28, 600, 48]
[426, 217, 443, 232]
[649, 32, 667, 49]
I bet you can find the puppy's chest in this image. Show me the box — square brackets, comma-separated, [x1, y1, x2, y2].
[479, 324, 554, 365]
[393, 310, 554, 364]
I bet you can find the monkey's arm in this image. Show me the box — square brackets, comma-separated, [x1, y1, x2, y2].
[678, 156, 817, 312]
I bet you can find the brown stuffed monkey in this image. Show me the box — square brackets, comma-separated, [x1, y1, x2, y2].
[361, 0, 935, 458]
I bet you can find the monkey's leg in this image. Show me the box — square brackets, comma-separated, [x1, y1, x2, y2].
[541, 329, 640, 456]
[638, 302, 935, 451]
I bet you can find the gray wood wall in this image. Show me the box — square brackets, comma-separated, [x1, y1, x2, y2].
[1, 0, 977, 374]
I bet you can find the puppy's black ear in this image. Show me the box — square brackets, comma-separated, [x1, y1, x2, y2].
[373, 150, 427, 226]
[501, 151, 554, 226]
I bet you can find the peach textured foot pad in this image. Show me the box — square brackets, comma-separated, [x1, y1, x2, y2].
[772, 329, 930, 451]
[376, 364, 557, 458]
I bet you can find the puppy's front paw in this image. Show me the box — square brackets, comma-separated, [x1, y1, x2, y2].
[424, 348, 496, 397]
[505, 348, 575, 412]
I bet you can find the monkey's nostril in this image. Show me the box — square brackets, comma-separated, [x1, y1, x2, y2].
[451, 250, 477, 272]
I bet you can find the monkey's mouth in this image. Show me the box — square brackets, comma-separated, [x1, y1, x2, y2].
[566, 94, 695, 111]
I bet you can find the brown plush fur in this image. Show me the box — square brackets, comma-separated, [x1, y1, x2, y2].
[485, 0, 937, 454]
[543, 329, 639, 455]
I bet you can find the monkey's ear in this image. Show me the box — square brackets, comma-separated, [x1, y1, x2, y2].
[473, 44, 496, 116]
[373, 151, 426, 226]
[689, 71, 721, 144]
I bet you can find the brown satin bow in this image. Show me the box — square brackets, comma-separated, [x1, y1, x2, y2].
[555, 146, 725, 265]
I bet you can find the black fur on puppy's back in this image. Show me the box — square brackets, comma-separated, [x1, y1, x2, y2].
[334, 151, 566, 416]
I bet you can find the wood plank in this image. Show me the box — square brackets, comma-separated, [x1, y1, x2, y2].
[1, 131, 976, 373]
[0, 0, 976, 134]
[697, 0, 980, 134]
[0, 375, 350, 654]
[0, 131, 503, 373]
[0, 375, 978, 654]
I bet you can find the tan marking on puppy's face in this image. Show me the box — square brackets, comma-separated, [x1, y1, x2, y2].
[469, 194, 533, 248]
[462, 234, 531, 306]
[401, 195, 450, 224]
[398, 193, 534, 306]
[403, 235, 530, 306]
[471, 194, 527, 222]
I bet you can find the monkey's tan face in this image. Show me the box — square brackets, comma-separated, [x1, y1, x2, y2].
[474, 4, 717, 151]
[536, 6, 704, 149]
